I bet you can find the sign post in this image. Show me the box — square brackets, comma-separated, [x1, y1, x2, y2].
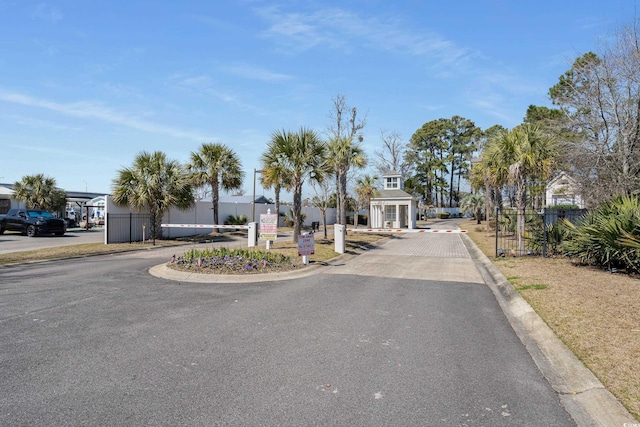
[298, 233, 315, 265]
[259, 210, 278, 250]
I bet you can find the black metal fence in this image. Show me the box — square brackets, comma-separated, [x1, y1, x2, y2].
[106, 213, 154, 244]
[495, 208, 587, 258]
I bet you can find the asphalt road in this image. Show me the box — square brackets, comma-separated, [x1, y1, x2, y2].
[0, 237, 575, 426]
[0, 228, 105, 254]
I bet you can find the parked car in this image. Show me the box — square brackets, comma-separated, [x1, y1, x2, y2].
[0, 209, 66, 237]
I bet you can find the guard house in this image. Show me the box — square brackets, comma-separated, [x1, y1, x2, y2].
[369, 171, 417, 229]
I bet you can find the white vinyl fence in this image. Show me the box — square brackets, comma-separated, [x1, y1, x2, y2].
[105, 196, 336, 243]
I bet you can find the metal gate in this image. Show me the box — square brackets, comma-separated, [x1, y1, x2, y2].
[495, 208, 587, 258]
[106, 213, 154, 244]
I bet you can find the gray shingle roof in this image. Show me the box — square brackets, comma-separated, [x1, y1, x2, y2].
[372, 189, 414, 199]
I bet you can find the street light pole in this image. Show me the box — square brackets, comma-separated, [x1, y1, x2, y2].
[252, 168, 263, 223]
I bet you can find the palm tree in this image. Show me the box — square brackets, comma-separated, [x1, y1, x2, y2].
[260, 141, 292, 227]
[460, 192, 485, 224]
[264, 128, 328, 242]
[112, 151, 193, 239]
[188, 143, 244, 230]
[355, 174, 379, 227]
[310, 181, 331, 239]
[12, 174, 67, 212]
[484, 124, 558, 253]
[327, 136, 367, 225]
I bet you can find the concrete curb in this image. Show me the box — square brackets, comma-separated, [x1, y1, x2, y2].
[148, 262, 324, 283]
[461, 233, 636, 426]
[147, 235, 392, 284]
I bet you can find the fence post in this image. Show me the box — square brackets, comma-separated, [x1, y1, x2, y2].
[494, 207, 499, 258]
[542, 208, 547, 258]
[152, 213, 156, 246]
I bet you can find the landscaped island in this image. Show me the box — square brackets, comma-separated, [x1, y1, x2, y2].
[168, 247, 300, 275]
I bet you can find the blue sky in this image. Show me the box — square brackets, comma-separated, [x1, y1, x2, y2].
[0, 0, 634, 200]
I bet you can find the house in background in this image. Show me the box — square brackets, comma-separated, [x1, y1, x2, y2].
[546, 171, 584, 209]
[369, 171, 417, 229]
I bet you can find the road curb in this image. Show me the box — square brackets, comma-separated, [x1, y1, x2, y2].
[147, 234, 394, 284]
[148, 262, 324, 283]
[461, 233, 636, 426]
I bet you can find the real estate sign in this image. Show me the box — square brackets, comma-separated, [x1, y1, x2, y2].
[259, 213, 278, 241]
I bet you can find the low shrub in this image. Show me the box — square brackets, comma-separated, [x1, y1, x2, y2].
[282, 209, 306, 228]
[525, 220, 570, 255]
[564, 195, 640, 273]
[225, 214, 248, 225]
[435, 212, 450, 219]
[171, 247, 296, 274]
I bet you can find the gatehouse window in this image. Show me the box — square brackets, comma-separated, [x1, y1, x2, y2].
[385, 177, 398, 189]
[385, 205, 396, 220]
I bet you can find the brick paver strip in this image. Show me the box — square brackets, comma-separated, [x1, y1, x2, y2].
[379, 233, 470, 258]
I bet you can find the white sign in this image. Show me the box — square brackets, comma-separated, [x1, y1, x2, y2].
[298, 233, 315, 256]
[260, 213, 278, 240]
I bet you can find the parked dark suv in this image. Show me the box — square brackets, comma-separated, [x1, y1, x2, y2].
[0, 209, 66, 237]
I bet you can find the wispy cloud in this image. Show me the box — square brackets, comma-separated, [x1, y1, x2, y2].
[415, 102, 446, 112]
[471, 96, 521, 125]
[170, 74, 269, 115]
[220, 64, 294, 82]
[30, 3, 63, 22]
[478, 72, 543, 97]
[187, 13, 241, 33]
[2, 113, 82, 132]
[577, 16, 617, 31]
[12, 143, 120, 164]
[253, 5, 474, 68]
[254, 5, 333, 51]
[32, 38, 61, 56]
[0, 90, 211, 141]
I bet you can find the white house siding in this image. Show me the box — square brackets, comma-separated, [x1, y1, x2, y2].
[370, 199, 416, 229]
[545, 172, 584, 209]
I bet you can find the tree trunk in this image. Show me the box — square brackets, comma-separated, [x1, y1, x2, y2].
[485, 179, 490, 232]
[322, 208, 327, 239]
[366, 197, 371, 227]
[212, 179, 220, 233]
[274, 184, 281, 227]
[152, 209, 164, 240]
[335, 171, 341, 224]
[339, 170, 348, 226]
[456, 161, 463, 207]
[449, 151, 455, 207]
[292, 181, 303, 243]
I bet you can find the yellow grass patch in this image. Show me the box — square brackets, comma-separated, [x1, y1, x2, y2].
[462, 219, 640, 420]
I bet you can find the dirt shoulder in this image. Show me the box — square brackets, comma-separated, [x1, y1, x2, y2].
[462, 219, 640, 421]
